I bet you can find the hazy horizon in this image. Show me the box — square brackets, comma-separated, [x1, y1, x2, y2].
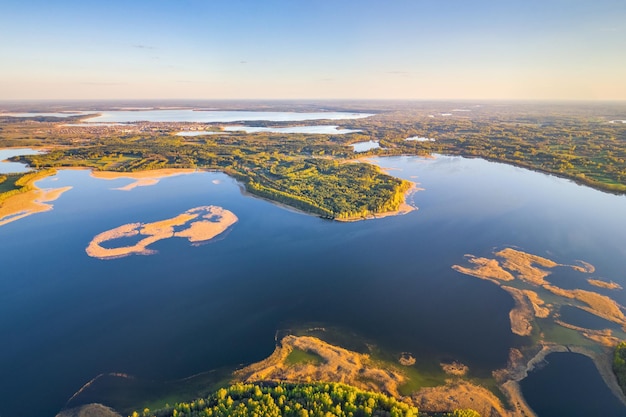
[2, 0, 625, 101]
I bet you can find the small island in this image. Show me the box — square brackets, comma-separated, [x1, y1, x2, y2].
[86, 206, 238, 259]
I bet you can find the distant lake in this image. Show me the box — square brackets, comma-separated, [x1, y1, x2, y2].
[175, 131, 226, 136]
[3, 112, 95, 118]
[0, 148, 42, 174]
[85, 110, 374, 123]
[223, 125, 361, 134]
[352, 140, 380, 152]
[1, 155, 626, 417]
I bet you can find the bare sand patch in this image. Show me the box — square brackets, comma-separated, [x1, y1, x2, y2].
[495, 248, 559, 285]
[440, 361, 469, 376]
[501, 286, 535, 336]
[237, 335, 513, 416]
[544, 285, 626, 325]
[90, 168, 197, 191]
[86, 206, 237, 259]
[588, 279, 622, 290]
[235, 335, 406, 398]
[55, 403, 122, 417]
[452, 255, 515, 283]
[522, 289, 550, 318]
[399, 353, 416, 366]
[411, 380, 511, 417]
[572, 260, 596, 274]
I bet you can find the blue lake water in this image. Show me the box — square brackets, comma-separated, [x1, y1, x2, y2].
[223, 125, 361, 134]
[85, 110, 373, 123]
[3, 112, 96, 118]
[352, 140, 380, 152]
[1, 156, 626, 416]
[520, 353, 625, 417]
[0, 148, 42, 174]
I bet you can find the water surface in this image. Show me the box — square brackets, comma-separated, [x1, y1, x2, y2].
[520, 353, 625, 417]
[1, 156, 626, 417]
[86, 110, 373, 123]
[0, 148, 42, 174]
[223, 125, 360, 134]
[352, 140, 380, 152]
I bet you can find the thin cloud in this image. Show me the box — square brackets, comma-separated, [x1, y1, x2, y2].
[386, 71, 412, 77]
[132, 44, 157, 50]
[80, 82, 126, 86]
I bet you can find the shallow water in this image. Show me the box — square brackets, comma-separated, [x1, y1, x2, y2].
[1, 156, 625, 416]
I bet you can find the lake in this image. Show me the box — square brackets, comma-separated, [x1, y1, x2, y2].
[223, 125, 361, 134]
[0, 148, 43, 174]
[85, 110, 373, 123]
[520, 352, 625, 417]
[1, 155, 625, 417]
[352, 140, 380, 152]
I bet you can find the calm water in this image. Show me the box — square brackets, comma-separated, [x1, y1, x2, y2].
[85, 110, 373, 123]
[3, 112, 95, 118]
[0, 148, 42, 174]
[520, 353, 625, 417]
[352, 140, 381, 152]
[175, 131, 227, 136]
[223, 125, 361, 134]
[1, 156, 626, 416]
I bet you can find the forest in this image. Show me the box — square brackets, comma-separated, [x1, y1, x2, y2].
[613, 342, 626, 394]
[1, 101, 625, 219]
[131, 381, 479, 417]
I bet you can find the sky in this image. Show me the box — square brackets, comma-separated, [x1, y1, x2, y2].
[1, 0, 625, 101]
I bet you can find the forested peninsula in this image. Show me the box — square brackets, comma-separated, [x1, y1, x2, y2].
[2, 101, 626, 221]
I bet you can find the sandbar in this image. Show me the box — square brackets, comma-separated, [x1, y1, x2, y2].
[588, 279, 622, 290]
[90, 168, 197, 191]
[86, 206, 237, 259]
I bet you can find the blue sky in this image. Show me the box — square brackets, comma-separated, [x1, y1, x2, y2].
[1, 0, 625, 100]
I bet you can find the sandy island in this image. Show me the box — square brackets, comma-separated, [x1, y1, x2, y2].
[90, 168, 197, 191]
[86, 206, 237, 259]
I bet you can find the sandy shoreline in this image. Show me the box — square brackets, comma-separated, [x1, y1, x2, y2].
[90, 168, 198, 190]
[0, 170, 71, 227]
